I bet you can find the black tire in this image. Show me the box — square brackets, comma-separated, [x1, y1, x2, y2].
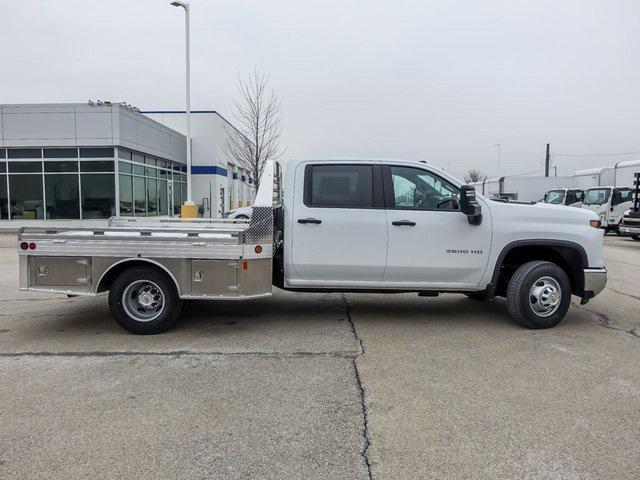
[464, 292, 489, 301]
[632, 235, 640, 241]
[108, 266, 183, 335]
[614, 225, 622, 236]
[506, 261, 571, 329]
[235, 215, 249, 220]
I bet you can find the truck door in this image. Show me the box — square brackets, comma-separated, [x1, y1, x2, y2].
[289, 163, 387, 284]
[382, 165, 492, 288]
[610, 188, 633, 225]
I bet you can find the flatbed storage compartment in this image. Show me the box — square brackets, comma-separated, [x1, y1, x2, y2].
[30, 256, 92, 289]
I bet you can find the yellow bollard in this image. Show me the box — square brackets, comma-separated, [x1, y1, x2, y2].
[180, 202, 198, 219]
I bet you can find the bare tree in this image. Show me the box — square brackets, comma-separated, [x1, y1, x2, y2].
[464, 168, 488, 184]
[222, 70, 284, 192]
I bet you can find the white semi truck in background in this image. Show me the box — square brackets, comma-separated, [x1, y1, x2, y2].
[17, 159, 606, 334]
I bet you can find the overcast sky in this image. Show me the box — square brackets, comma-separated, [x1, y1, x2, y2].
[2, 0, 639, 178]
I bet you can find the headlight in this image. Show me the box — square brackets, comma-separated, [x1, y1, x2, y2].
[590, 219, 602, 228]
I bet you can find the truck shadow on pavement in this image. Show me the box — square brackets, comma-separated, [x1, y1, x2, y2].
[1, 290, 598, 343]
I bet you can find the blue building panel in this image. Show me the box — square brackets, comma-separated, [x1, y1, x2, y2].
[191, 166, 228, 176]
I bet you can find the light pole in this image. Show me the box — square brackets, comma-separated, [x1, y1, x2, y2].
[170, 0, 195, 217]
[492, 143, 501, 177]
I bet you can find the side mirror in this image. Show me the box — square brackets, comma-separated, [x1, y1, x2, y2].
[460, 185, 482, 225]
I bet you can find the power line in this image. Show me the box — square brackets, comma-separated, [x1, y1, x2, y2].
[552, 149, 640, 158]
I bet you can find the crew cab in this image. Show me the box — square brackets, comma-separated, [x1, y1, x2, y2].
[17, 159, 607, 334]
[581, 186, 633, 233]
[542, 188, 584, 207]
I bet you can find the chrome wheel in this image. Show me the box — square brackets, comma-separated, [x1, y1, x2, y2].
[122, 280, 165, 322]
[528, 276, 562, 318]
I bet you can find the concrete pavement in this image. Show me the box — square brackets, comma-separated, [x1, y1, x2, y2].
[0, 234, 639, 479]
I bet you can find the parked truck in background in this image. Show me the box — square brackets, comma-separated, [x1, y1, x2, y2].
[472, 176, 575, 202]
[17, 159, 607, 334]
[619, 173, 640, 241]
[542, 188, 584, 207]
[581, 186, 634, 233]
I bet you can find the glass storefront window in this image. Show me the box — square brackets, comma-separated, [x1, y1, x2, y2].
[8, 149, 41, 159]
[44, 148, 78, 158]
[45, 161, 78, 173]
[118, 148, 132, 160]
[119, 174, 133, 216]
[80, 160, 114, 172]
[173, 182, 181, 215]
[9, 161, 42, 173]
[80, 147, 114, 158]
[133, 164, 145, 176]
[45, 174, 80, 219]
[180, 183, 187, 205]
[9, 175, 44, 219]
[158, 180, 168, 216]
[147, 178, 158, 215]
[119, 161, 132, 174]
[134, 176, 146, 215]
[0, 175, 7, 219]
[81, 174, 115, 219]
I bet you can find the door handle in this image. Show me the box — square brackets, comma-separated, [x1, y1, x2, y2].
[297, 218, 322, 224]
[392, 220, 416, 227]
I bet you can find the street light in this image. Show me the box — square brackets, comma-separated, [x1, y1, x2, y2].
[492, 143, 501, 177]
[170, 0, 196, 217]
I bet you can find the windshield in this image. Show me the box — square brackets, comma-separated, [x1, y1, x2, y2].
[545, 190, 565, 204]
[584, 188, 611, 206]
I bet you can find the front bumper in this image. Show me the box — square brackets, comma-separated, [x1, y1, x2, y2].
[581, 267, 607, 303]
[619, 225, 640, 236]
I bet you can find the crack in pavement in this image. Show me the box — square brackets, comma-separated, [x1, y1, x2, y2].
[342, 293, 374, 480]
[575, 305, 640, 339]
[607, 288, 640, 303]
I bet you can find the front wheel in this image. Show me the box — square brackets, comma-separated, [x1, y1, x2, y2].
[108, 266, 183, 334]
[632, 235, 640, 241]
[506, 261, 571, 329]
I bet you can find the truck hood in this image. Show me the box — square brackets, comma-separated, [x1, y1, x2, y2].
[581, 204, 606, 214]
[486, 198, 598, 225]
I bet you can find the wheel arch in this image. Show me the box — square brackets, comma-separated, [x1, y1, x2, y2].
[489, 240, 588, 297]
[95, 258, 182, 296]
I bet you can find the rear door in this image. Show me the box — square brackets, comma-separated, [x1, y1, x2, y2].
[289, 163, 387, 285]
[382, 164, 492, 288]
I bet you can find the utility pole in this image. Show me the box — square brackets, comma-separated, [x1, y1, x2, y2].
[545, 143, 550, 177]
[493, 144, 501, 177]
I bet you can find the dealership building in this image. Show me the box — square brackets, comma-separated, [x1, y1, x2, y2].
[0, 103, 254, 225]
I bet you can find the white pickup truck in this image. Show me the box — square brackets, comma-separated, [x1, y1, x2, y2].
[17, 159, 607, 334]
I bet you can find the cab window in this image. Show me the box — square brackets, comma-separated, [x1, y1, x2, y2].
[305, 164, 374, 208]
[546, 190, 565, 204]
[389, 166, 459, 210]
[612, 188, 632, 206]
[584, 188, 610, 206]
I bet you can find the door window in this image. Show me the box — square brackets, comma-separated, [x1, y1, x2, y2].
[545, 190, 565, 204]
[566, 190, 583, 204]
[612, 188, 632, 206]
[390, 166, 459, 210]
[305, 164, 373, 208]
